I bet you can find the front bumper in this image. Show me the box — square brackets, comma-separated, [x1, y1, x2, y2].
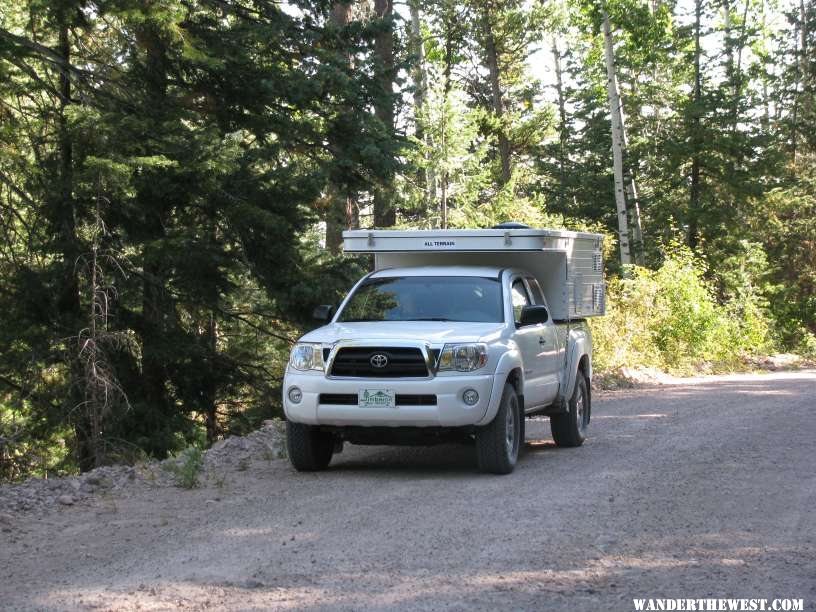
[282, 370, 502, 427]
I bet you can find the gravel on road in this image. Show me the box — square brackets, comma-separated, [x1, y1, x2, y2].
[1, 371, 814, 611]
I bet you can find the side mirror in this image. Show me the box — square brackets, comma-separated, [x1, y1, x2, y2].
[312, 304, 335, 323]
[519, 305, 549, 326]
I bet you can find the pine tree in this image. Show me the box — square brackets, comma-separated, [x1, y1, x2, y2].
[0, 0, 403, 473]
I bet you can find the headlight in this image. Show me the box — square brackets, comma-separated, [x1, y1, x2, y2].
[437, 343, 488, 372]
[289, 343, 325, 371]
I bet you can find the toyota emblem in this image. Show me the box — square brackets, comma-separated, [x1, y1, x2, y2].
[370, 353, 388, 368]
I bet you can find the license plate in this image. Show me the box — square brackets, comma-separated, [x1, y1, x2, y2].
[358, 388, 396, 408]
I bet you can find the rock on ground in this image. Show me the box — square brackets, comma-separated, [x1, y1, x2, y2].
[0, 419, 286, 515]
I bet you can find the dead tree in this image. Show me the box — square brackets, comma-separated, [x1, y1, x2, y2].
[74, 184, 130, 469]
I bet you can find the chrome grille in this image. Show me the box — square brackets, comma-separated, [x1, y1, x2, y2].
[329, 347, 428, 378]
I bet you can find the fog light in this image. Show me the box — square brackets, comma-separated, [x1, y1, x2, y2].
[462, 389, 479, 406]
[288, 387, 303, 404]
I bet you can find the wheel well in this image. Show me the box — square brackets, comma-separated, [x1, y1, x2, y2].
[505, 368, 523, 396]
[578, 354, 589, 377]
[505, 367, 525, 426]
[577, 355, 591, 422]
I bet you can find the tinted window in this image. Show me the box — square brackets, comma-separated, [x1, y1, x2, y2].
[526, 277, 547, 306]
[338, 276, 503, 323]
[510, 279, 530, 323]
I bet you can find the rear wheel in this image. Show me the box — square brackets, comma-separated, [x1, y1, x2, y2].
[550, 371, 589, 447]
[286, 421, 334, 471]
[476, 383, 521, 474]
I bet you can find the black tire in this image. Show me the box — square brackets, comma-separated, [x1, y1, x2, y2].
[476, 383, 522, 474]
[550, 370, 589, 447]
[286, 421, 334, 471]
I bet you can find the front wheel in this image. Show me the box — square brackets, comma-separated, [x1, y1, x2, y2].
[286, 421, 334, 471]
[476, 383, 522, 474]
[550, 371, 589, 447]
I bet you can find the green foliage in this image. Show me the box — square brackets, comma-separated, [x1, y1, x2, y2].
[405, 86, 492, 227]
[409, 0, 556, 223]
[0, 401, 72, 482]
[0, 0, 814, 482]
[0, 0, 400, 479]
[591, 248, 774, 374]
[758, 178, 816, 350]
[165, 445, 203, 489]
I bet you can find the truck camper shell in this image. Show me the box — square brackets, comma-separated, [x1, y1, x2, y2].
[342, 227, 606, 320]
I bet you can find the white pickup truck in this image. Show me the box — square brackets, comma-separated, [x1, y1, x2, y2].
[282, 225, 606, 474]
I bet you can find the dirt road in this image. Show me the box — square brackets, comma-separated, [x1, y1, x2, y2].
[2, 371, 814, 611]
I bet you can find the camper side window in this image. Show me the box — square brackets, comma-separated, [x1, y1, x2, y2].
[511, 279, 530, 323]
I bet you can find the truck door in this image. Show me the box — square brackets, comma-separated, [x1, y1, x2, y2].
[510, 277, 547, 409]
[524, 276, 561, 405]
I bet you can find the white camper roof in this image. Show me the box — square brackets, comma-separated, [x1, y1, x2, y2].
[343, 228, 603, 254]
[343, 228, 607, 320]
[369, 265, 504, 278]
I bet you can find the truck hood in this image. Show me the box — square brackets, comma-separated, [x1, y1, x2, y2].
[299, 321, 505, 345]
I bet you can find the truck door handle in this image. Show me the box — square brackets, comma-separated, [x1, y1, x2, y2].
[538, 337, 547, 345]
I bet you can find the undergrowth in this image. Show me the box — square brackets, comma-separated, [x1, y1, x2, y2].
[590, 248, 774, 375]
[165, 446, 204, 489]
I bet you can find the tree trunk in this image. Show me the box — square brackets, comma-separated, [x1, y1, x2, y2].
[723, 0, 734, 87]
[55, 14, 91, 471]
[791, 11, 801, 161]
[481, 6, 511, 186]
[325, 186, 354, 253]
[761, 0, 771, 132]
[86, 193, 103, 469]
[138, 24, 173, 429]
[409, 0, 433, 218]
[724, 0, 750, 137]
[326, 1, 357, 253]
[440, 14, 455, 229]
[602, 11, 632, 267]
[81, 191, 119, 469]
[617, 94, 644, 265]
[799, 0, 812, 150]
[409, 0, 426, 143]
[620, 133, 644, 264]
[552, 37, 568, 210]
[689, 0, 703, 251]
[440, 70, 449, 230]
[204, 313, 218, 446]
[651, 0, 664, 134]
[602, 14, 644, 265]
[141, 261, 169, 415]
[623, 170, 644, 265]
[373, 0, 396, 227]
[56, 22, 76, 312]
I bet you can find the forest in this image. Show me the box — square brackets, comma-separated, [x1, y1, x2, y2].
[0, 0, 813, 480]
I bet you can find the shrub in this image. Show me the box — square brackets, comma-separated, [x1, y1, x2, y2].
[591, 247, 775, 374]
[165, 446, 204, 489]
[590, 269, 661, 373]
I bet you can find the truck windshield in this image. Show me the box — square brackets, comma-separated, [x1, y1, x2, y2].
[338, 276, 503, 323]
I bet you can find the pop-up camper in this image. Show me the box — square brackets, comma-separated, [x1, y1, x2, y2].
[283, 224, 605, 474]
